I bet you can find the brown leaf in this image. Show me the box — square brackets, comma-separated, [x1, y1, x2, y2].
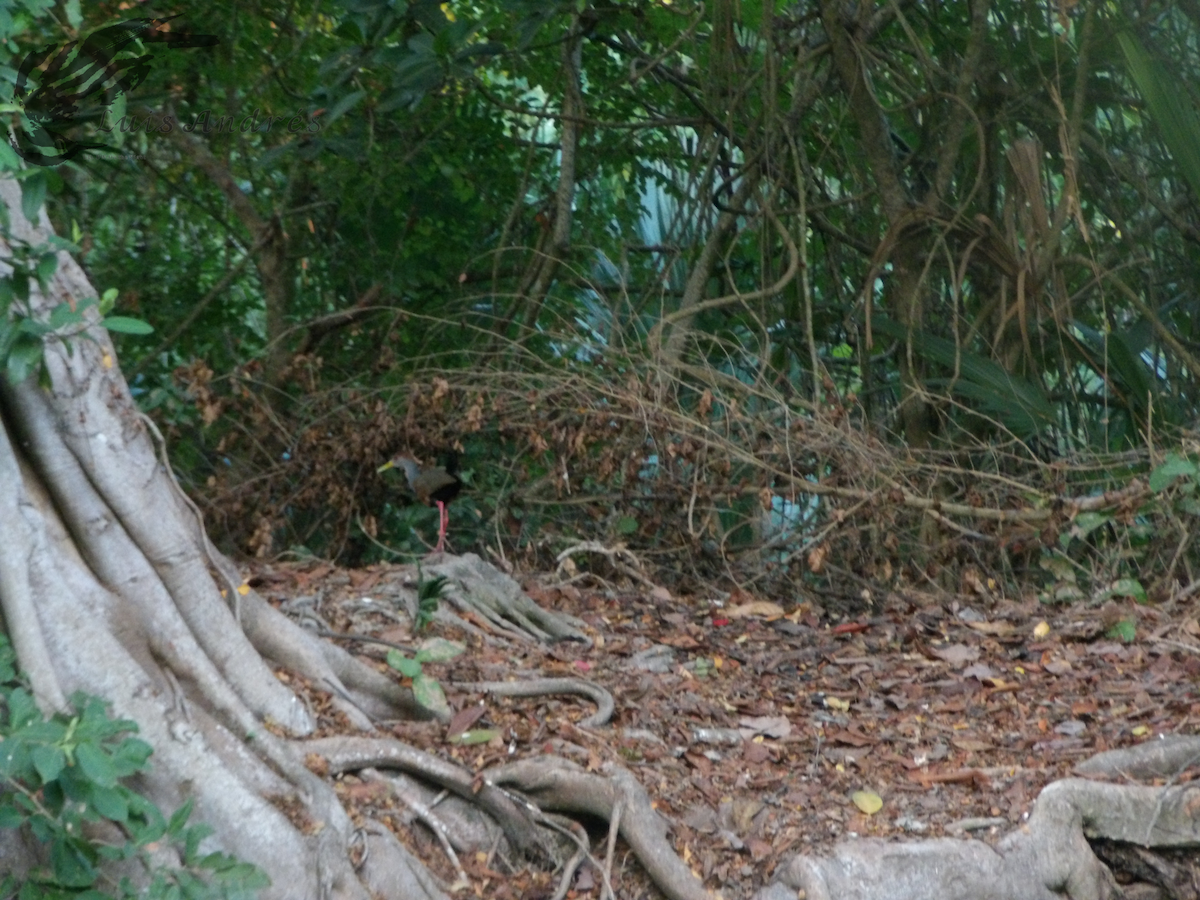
[929, 643, 980, 666]
[951, 737, 992, 752]
[661, 634, 701, 649]
[826, 727, 877, 747]
[447, 704, 487, 737]
[742, 740, 772, 763]
[1043, 657, 1072, 675]
[747, 839, 773, 861]
[727, 600, 785, 620]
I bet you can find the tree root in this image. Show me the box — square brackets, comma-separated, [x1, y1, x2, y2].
[450, 677, 615, 727]
[359, 820, 453, 900]
[757, 754, 1200, 900]
[490, 756, 715, 900]
[1074, 734, 1200, 781]
[423, 553, 589, 644]
[302, 734, 559, 863]
[304, 734, 714, 900]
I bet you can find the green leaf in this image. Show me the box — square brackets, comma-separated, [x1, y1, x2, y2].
[417, 574, 449, 601]
[0, 802, 25, 828]
[48, 301, 84, 330]
[51, 836, 97, 887]
[17, 316, 52, 336]
[6, 686, 41, 729]
[167, 798, 195, 837]
[108, 736, 152, 778]
[1119, 32, 1200, 201]
[31, 744, 65, 783]
[125, 793, 167, 845]
[101, 315, 154, 335]
[1150, 453, 1197, 492]
[98, 287, 118, 316]
[36, 251, 57, 287]
[447, 728, 499, 745]
[387, 649, 422, 678]
[89, 785, 129, 822]
[47, 234, 80, 254]
[6, 334, 43, 382]
[0, 140, 20, 173]
[414, 637, 464, 663]
[75, 741, 117, 787]
[20, 170, 46, 225]
[617, 515, 639, 535]
[1106, 578, 1148, 604]
[412, 673, 449, 715]
[1106, 618, 1137, 643]
[872, 316, 1056, 436]
[11, 271, 28, 303]
[198, 850, 232, 870]
[325, 90, 367, 125]
[1067, 511, 1110, 542]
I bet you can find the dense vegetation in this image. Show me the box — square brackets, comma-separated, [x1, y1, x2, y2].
[6, 0, 1200, 605]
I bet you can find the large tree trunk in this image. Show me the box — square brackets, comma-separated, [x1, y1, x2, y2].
[0, 178, 396, 897]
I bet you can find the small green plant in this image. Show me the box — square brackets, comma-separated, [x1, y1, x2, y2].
[0, 635, 268, 899]
[414, 570, 449, 632]
[386, 638, 464, 717]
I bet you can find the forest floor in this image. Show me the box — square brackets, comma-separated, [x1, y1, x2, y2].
[251, 556, 1200, 900]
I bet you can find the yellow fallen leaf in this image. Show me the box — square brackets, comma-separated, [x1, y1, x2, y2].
[851, 790, 883, 814]
[1033, 620, 1051, 639]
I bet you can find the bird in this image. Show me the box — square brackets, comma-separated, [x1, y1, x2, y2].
[377, 452, 462, 553]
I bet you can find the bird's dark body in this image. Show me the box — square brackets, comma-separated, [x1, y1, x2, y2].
[378, 452, 462, 552]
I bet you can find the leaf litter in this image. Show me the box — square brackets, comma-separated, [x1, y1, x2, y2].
[258, 559, 1200, 898]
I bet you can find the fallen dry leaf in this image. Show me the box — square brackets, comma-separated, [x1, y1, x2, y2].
[929, 643, 980, 666]
[726, 600, 786, 620]
[851, 790, 883, 814]
[965, 620, 1015, 635]
[738, 716, 792, 739]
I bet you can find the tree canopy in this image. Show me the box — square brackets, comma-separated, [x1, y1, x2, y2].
[4, 0, 1200, 601]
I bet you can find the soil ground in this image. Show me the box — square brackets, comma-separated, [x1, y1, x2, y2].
[254, 558, 1200, 899]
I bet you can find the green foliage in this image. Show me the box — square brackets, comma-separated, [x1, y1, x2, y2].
[414, 571, 449, 632]
[871, 316, 1057, 438]
[1106, 618, 1138, 643]
[0, 636, 269, 899]
[1118, 31, 1200, 201]
[1149, 452, 1199, 494]
[12, 0, 1200, 596]
[386, 637, 464, 717]
[0, 184, 152, 385]
[1037, 450, 1200, 606]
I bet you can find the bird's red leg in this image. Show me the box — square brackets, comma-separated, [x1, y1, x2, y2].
[435, 500, 447, 553]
